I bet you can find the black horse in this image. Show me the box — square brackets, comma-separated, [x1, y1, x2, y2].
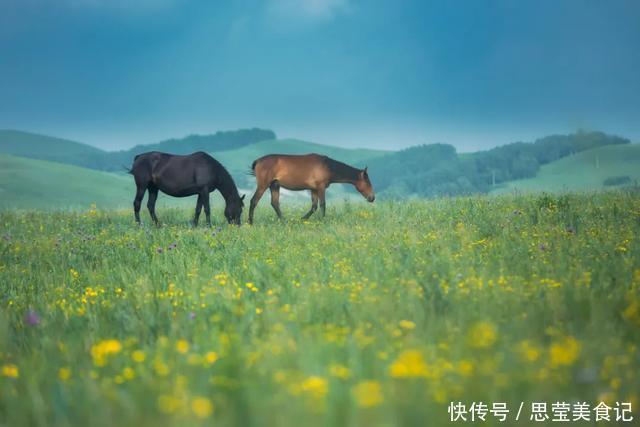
[129, 151, 244, 226]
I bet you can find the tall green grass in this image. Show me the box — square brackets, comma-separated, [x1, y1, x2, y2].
[1, 193, 639, 426]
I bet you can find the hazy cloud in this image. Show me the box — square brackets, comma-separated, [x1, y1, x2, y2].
[267, 0, 351, 23]
[5, 0, 188, 15]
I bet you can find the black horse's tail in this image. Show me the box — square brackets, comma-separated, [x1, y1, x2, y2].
[125, 154, 143, 174]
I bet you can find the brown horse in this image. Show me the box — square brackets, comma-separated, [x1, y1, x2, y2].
[248, 153, 375, 224]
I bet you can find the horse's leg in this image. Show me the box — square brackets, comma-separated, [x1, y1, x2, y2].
[133, 185, 146, 224]
[318, 186, 327, 218]
[201, 190, 212, 227]
[302, 190, 318, 220]
[147, 185, 160, 226]
[248, 185, 267, 225]
[193, 194, 203, 227]
[270, 181, 283, 220]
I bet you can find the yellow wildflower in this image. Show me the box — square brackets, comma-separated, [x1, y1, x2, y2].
[517, 340, 541, 362]
[467, 321, 497, 348]
[457, 360, 474, 377]
[91, 339, 122, 367]
[58, 367, 71, 381]
[153, 358, 170, 376]
[132, 350, 146, 363]
[622, 300, 640, 326]
[300, 376, 329, 399]
[329, 364, 351, 380]
[205, 352, 219, 365]
[389, 350, 429, 378]
[352, 381, 384, 407]
[398, 320, 416, 330]
[549, 336, 581, 367]
[1, 364, 19, 378]
[176, 339, 190, 354]
[191, 397, 214, 418]
[122, 367, 135, 380]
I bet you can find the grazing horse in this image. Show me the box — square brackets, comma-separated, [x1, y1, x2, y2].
[248, 153, 375, 224]
[129, 151, 244, 226]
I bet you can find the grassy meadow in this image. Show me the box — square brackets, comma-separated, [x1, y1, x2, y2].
[1, 193, 639, 426]
[0, 154, 132, 210]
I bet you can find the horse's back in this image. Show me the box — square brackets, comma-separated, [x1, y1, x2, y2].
[252, 153, 330, 190]
[130, 151, 231, 196]
[132, 151, 213, 172]
[254, 153, 326, 168]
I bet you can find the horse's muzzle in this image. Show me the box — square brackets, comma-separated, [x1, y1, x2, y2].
[367, 195, 376, 203]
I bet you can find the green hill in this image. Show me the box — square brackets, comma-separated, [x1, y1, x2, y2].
[368, 131, 630, 197]
[106, 128, 277, 171]
[0, 128, 277, 171]
[3, 129, 637, 207]
[491, 144, 640, 193]
[0, 129, 107, 169]
[0, 154, 204, 211]
[0, 154, 133, 210]
[0, 134, 388, 210]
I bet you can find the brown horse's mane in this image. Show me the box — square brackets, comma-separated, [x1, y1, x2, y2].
[323, 156, 361, 182]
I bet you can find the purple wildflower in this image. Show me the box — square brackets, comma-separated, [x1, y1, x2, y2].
[25, 309, 40, 327]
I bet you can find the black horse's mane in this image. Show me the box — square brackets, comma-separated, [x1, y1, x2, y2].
[208, 155, 241, 201]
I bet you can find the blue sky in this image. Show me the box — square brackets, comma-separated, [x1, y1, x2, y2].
[1, 0, 639, 151]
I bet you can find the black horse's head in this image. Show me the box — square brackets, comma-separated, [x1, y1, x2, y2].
[225, 194, 245, 225]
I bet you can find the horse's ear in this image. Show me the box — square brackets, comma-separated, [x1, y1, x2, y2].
[364, 166, 368, 175]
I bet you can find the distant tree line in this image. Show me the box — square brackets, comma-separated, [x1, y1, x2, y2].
[82, 128, 276, 171]
[366, 131, 630, 197]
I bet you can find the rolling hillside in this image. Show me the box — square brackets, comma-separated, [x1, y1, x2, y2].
[0, 154, 131, 209]
[0, 130, 107, 168]
[0, 155, 211, 210]
[0, 128, 277, 171]
[492, 144, 640, 193]
[0, 134, 386, 210]
[2, 129, 638, 210]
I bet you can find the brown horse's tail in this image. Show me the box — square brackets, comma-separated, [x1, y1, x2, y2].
[247, 160, 257, 176]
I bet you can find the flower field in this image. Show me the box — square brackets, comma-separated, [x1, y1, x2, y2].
[1, 192, 639, 426]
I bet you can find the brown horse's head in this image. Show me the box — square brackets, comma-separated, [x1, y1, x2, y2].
[355, 167, 375, 202]
[225, 194, 245, 225]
